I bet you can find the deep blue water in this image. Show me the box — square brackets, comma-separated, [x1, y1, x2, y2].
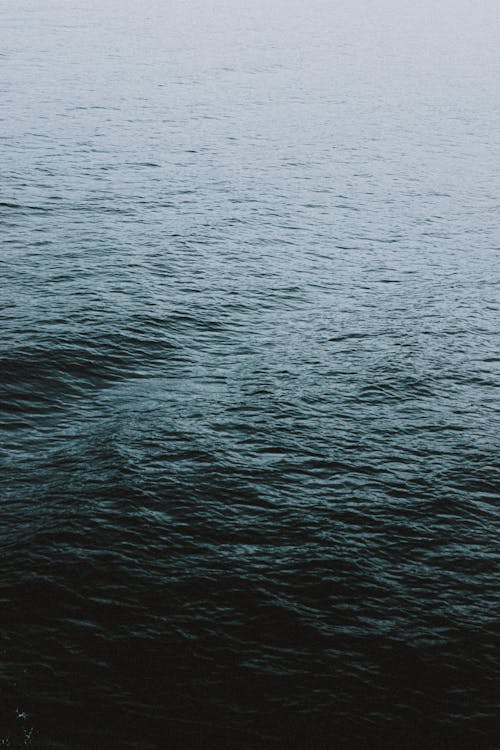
[1, 1, 499, 747]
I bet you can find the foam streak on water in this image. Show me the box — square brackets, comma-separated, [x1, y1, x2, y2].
[1, 1, 499, 748]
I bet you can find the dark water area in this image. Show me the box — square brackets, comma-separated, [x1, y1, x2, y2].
[1, 1, 499, 747]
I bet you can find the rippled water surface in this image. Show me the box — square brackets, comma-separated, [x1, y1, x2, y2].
[1, 1, 499, 747]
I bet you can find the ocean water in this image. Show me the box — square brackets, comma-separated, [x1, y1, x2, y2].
[1, 1, 499, 747]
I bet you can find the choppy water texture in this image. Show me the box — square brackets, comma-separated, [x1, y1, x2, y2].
[1, 1, 500, 747]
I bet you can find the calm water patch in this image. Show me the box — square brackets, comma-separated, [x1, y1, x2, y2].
[1, 1, 499, 748]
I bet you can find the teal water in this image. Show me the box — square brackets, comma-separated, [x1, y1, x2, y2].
[1, 1, 499, 747]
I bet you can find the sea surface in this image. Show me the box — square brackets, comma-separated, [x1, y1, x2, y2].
[1, 1, 499, 748]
